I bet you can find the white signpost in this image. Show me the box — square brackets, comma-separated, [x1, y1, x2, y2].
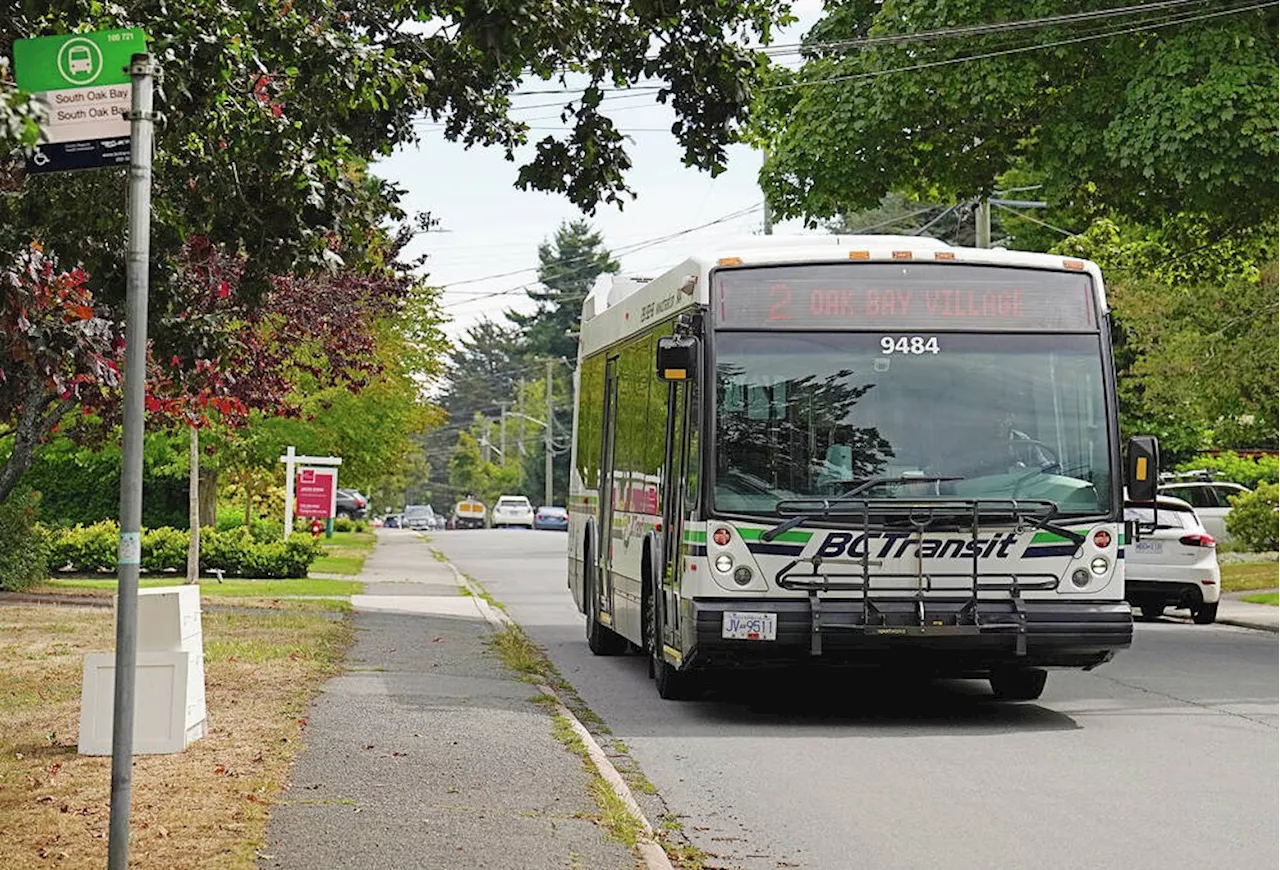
[280, 446, 343, 538]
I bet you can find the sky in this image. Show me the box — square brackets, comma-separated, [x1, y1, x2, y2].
[375, 1, 826, 342]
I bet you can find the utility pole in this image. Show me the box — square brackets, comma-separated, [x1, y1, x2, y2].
[109, 51, 158, 870]
[481, 420, 491, 463]
[975, 198, 991, 249]
[761, 150, 773, 235]
[545, 359, 554, 506]
[499, 403, 507, 466]
[517, 379, 527, 457]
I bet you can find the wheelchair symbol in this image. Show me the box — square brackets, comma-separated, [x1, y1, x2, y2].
[32, 149, 50, 167]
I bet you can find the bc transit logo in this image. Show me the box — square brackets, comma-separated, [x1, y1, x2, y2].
[815, 531, 1021, 560]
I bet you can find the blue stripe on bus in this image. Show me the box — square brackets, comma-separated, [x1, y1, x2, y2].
[1018, 542, 1080, 557]
[746, 543, 806, 557]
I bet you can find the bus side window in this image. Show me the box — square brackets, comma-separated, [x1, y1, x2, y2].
[685, 382, 701, 516]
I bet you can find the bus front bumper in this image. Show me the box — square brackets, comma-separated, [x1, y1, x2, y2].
[689, 597, 1132, 671]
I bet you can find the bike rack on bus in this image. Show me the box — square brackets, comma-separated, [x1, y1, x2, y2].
[771, 498, 1074, 656]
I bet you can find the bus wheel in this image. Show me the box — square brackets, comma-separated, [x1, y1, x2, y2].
[648, 577, 699, 700]
[989, 667, 1047, 702]
[585, 567, 627, 656]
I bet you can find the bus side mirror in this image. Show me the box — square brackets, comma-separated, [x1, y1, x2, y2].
[657, 336, 699, 382]
[1126, 435, 1160, 503]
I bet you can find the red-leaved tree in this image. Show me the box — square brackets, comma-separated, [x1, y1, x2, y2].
[0, 245, 120, 501]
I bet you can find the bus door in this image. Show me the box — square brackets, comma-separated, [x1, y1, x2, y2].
[596, 356, 620, 621]
[659, 379, 693, 650]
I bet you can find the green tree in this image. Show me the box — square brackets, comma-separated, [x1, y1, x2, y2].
[757, 2, 1278, 227]
[508, 220, 619, 363]
[447, 429, 521, 509]
[2, 0, 793, 509]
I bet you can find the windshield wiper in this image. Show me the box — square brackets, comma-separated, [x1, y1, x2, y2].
[759, 475, 962, 542]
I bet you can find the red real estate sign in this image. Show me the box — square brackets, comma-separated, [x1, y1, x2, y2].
[295, 467, 337, 518]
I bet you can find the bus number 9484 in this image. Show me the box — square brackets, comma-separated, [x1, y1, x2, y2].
[881, 335, 940, 355]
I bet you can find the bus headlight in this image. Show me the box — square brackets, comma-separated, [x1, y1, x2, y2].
[1090, 557, 1109, 576]
[715, 554, 734, 573]
[733, 566, 753, 586]
[1071, 568, 1091, 588]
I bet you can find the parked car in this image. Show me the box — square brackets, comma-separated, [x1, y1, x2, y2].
[533, 505, 568, 531]
[492, 495, 535, 529]
[450, 498, 487, 529]
[382, 513, 402, 528]
[402, 504, 438, 531]
[1157, 473, 1250, 542]
[336, 488, 368, 520]
[1124, 495, 1221, 624]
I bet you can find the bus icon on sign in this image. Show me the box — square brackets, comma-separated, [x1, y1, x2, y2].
[56, 37, 103, 84]
[67, 45, 93, 74]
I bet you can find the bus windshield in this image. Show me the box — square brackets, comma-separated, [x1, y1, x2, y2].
[713, 331, 1112, 517]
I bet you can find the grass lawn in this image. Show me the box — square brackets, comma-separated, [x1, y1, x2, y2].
[0, 598, 352, 868]
[309, 530, 376, 576]
[1219, 561, 1279, 593]
[1242, 592, 1279, 606]
[40, 576, 362, 600]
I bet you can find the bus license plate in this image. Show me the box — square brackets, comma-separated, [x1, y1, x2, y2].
[722, 612, 776, 641]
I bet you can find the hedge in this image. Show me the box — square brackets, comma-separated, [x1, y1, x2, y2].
[0, 494, 51, 592]
[44, 522, 323, 579]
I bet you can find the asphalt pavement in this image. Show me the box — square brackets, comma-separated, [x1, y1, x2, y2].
[260, 530, 640, 870]
[430, 528, 1279, 870]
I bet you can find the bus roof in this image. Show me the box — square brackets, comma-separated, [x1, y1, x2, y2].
[578, 235, 1105, 356]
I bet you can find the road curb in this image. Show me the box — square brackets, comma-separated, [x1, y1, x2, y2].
[439, 557, 676, 870]
[1216, 617, 1279, 633]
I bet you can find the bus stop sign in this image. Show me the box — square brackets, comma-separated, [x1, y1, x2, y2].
[13, 28, 146, 174]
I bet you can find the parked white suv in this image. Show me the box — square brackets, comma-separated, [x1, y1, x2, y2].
[1124, 495, 1221, 624]
[492, 495, 534, 529]
[1157, 477, 1250, 543]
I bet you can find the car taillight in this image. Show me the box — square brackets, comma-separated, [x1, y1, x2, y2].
[1179, 533, 1216, 548]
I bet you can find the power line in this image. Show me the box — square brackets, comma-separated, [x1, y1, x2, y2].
[439, 203, 763, 307]
[766, 1, 1273, 92]
[992, 203, 1079, 239]
[760, 0, 1213, 57]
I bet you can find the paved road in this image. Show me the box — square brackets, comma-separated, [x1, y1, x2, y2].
[429, 528, 1279, 870]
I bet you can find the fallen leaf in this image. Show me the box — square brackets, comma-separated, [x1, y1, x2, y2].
[213, 764, 227, 776]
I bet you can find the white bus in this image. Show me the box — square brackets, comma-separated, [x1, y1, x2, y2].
[567, 235, 1160, 700]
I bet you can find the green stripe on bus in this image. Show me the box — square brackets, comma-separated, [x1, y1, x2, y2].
[735, 526, 813, 543]
[684, 530, 706, 543]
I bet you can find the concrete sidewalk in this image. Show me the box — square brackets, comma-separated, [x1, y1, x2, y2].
[1215, 589, 1279, 633]
[261, 531, 639, 870]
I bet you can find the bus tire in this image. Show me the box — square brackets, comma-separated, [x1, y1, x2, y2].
[646, 563, 698, 701]
[989, 667, 1047, 702]
[585, 544, 627, 656]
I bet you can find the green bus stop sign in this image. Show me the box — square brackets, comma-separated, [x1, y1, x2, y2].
[13, 29, 146, 93]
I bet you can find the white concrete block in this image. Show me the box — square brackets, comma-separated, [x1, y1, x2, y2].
[130, 585, 202, 650]
[78, 651, 201, 755]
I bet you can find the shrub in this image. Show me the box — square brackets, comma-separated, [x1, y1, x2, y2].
[353, 520, 368, 533]
[48, 520, 119, 572]
[332, 517, 354, 533]
[212, 512, 285, 542]
[1225, 483, 1279, 552]
[1176, 452, 1279, 490]
[142, 527, 190, 573]
[200, 528, 322, 579]
[0, 494, 50, 591]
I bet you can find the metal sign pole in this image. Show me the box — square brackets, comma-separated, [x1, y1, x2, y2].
[107, 51, 158, 870]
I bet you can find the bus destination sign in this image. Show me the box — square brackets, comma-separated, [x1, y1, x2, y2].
[714, 263, 1096, 332]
